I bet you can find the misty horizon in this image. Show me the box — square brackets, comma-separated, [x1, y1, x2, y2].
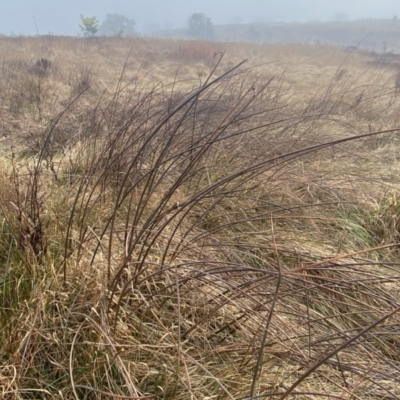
[1, 0, 400, 36]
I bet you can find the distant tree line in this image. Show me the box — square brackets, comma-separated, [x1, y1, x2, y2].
[79, 14, 136, 37]
[79, 12, 215, 40]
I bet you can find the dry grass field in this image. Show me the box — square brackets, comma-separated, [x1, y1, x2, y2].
[2, 36, 400, 399]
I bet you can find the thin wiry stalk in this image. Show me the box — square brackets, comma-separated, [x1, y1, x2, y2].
[250, 219, 282, 397]
[279, 305, 400, 399]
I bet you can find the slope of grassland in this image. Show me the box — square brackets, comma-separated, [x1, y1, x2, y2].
[1, 36, 400, 399]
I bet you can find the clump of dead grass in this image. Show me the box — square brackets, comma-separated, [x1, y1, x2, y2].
[2, 36, 400, 400]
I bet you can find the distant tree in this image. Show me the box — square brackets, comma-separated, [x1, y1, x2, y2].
[99, 13, 136, 37]
[393, 15, 398, 24]
[188, 13, 214, 39]
[79, 15, 99, 37]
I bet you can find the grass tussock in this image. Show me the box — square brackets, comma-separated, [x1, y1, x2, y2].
[2, 36, 400, 399]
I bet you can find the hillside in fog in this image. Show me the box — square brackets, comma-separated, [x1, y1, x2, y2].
[157, 18, 400, 53]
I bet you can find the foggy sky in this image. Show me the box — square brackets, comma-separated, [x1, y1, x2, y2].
[1, 0, 400, 36]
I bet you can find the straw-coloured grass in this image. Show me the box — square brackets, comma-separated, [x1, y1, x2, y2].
[2, 36, 400, 399]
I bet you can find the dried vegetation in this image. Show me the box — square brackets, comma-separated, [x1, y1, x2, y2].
[1, 36, 400, 399]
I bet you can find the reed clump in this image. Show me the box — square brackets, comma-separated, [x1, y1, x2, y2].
[1, 36, 400, 399]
